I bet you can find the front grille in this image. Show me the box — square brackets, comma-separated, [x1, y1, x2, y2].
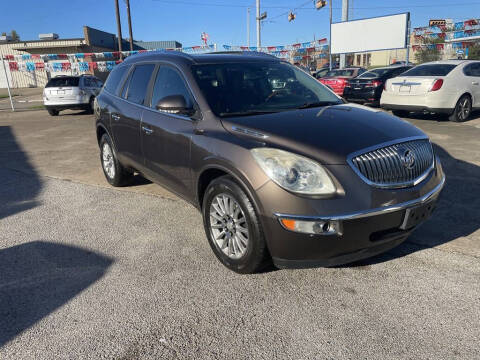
[350, 139, 434, 188]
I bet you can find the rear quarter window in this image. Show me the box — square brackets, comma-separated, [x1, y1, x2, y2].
[402, 64, 457, 76]
[104, 65, 129, 95]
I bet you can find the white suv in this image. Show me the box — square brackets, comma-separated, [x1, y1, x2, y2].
[43, 75, 103, 116]
[381, 60, 480, 122]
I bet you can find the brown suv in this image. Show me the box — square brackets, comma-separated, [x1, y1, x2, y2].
[95, 52, 445, 273]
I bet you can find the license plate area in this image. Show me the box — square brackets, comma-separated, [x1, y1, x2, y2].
[400, 201, 436, 230]
[399, 85, 411, 93]
[57, 90, 65, 95]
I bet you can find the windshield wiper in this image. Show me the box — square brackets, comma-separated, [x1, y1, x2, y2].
[295, 101, 341, 109]
[219, 110, 280, 118]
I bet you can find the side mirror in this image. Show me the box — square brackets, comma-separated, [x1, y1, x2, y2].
[156, 95, 194, 116]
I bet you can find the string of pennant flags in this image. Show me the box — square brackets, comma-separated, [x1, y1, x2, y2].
[2, 38, 329, 73]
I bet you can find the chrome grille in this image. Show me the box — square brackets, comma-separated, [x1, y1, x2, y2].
[350, 139, 434, 188]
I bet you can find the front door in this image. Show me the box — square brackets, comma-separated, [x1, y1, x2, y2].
[463, 62, 480, 107]
[141, 65, 196, 199]
[110, 63, 155, 168]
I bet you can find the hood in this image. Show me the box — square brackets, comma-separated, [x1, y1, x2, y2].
[221, 104, 426, 165]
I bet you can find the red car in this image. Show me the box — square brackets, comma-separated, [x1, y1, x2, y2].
[319, 68, 366, 96]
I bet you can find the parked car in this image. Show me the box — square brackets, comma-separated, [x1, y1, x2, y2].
[95, 52, 444, 273]
[343, 66, 412, 106]
[43, 75, 103, 116]
[313, 68, 330, 79]
[381, 60, 480, 122]
[390, 61, 415, 66]
[319, 68, 366, 96]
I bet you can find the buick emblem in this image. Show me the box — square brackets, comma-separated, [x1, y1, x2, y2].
[398, 148, 415, 169]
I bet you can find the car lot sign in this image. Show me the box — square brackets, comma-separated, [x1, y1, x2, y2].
[456, 49, 465, 55]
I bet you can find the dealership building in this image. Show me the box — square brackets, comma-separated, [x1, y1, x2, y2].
[0, 26, 181, 88]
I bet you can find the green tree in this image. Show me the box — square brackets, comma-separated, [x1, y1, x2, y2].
[414, 37, 443, 64]
[10, 30, 20, 41]
[467, 44, 480, 60]
[1, 32, 6, 36]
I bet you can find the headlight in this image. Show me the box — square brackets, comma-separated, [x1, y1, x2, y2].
[251, 148, 336, 195]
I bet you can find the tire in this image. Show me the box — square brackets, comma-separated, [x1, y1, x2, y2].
[47, 108, 59, 116]
[449, 95, 471, 122]
[202, 176, 269, 274]
[99, 133, 133, 187]
[392, 110, 409, 118]
[87, 97, 95, 114]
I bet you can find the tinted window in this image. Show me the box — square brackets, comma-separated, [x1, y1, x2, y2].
[391, 66, 412, 77]
[121, 70, 133, 99]
[402, 64, 457, 76]
[358, 68, 392, 78]
[104, 65, 129, 94]
[126, 64, 155, 105]
[46, 77, 79, 88]
[151, 66, 192, 109]
[464, 63, 480, 77]
[326, 69, 355, 77]
[192, 62, 341, 117]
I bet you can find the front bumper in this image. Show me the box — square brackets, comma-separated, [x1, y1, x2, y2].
[257, 160, 445, 269]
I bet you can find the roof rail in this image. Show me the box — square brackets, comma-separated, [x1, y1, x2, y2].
[211, 51, 277, 59]
[124, 49, 195, 62]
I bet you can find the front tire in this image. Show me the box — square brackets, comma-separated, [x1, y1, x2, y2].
[87, 97, 95, 114]
[202, 176, 269, 274]
[392, 110, 409, 118]
[99, 134, 133, 187]
[449, 95, 471, 122]
[47, 108, 59, 116]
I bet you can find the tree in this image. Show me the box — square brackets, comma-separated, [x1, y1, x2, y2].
[467, 44, 480, 60]
[10, 30, 20, 41]
[414, 37, 443, 64]
[1, 32, 6, 36]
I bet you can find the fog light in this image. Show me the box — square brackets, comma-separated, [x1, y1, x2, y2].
[279, 218, 341, 235]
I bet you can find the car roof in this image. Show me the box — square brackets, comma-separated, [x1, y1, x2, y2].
[122, 51, 282, 66]
[419, 60, 474, 66]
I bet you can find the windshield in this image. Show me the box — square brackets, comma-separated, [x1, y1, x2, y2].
[46, 77, 80, 88]
[325, 69, 355, 77]
[402, 64, 457, 77]
[192, 62, 341, 117]
[357, 68, 391, 78]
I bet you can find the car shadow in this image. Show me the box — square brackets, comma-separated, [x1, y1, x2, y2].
[348, 143, 480, 267]
[401, 110, 480, 122]
[0, 126, 42, 220]
[0, 241, 114, 347]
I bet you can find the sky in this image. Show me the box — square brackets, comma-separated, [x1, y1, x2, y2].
[1, 0, 480, 48]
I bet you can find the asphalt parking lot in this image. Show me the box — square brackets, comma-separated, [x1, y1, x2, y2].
[0, 106, 479, 359]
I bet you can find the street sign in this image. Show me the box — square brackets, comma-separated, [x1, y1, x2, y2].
[456, 49, 464, 55]
[429, 19, 446, 27]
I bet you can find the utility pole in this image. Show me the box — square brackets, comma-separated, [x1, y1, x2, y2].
[247, 7, 250, 47]
[125, 0, 134, 51]
[256, 0, 260, 48]
[405, 13, 411, 64]
[339, 0, 349, 68]
[0, 49, 14, 111]
[329, 0, 333, 70]
[114, 0, 123, 58]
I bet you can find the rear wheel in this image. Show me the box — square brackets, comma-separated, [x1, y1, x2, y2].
[87, 97, 95, 114]
[99, 134, 133, 187]
[202, 176, 269, 274]
[449, 95, 471, 122]
[392, 110, 409, 118]
[47, 108, 59, 116]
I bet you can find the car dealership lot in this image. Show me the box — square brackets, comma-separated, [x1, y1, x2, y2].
[1, 109, 479, 359]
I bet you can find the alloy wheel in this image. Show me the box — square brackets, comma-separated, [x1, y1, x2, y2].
[458, 97, 471, 121]
[209, 193, 249, 260]
[102, 143, 115, 179]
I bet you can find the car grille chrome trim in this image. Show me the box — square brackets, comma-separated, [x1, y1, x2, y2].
[348, 136, 434, 188]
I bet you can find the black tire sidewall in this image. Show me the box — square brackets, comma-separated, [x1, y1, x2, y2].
[202, 176, 267, 274]
[450, 95, 471, 122]
[99, 134, 125, 187]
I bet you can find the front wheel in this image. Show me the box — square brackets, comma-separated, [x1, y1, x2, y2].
[47, 108, 59, 116]
[202, 176, 269, 274]
[449, 95, 471, 122]
[392, 110, 409, 118]
[99, 134, 133, 187]
[87, 97, 95, 114]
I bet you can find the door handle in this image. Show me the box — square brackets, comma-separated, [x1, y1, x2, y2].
[111, 114, 120, 121]
[142, 126, 154, 135]
[472, 81, 479, 85]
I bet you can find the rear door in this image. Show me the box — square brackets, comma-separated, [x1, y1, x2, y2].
[463, 62, 480, 107]
[110, 63, 155, 168]
[141, 64, 196, 199]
